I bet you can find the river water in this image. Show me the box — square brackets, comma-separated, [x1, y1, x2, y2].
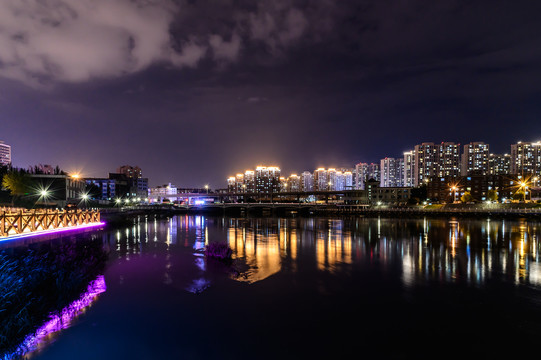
[2, 215, 541, 359]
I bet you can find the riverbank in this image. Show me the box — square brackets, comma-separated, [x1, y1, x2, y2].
[100, 202, 541, 221]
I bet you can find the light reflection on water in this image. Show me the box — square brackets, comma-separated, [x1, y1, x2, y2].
[8, 215, 541, 360]
[107, 215, 541, 289]
[224, 216, 541, 287]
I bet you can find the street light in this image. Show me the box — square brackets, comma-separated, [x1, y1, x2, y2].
[205, 184, 209, 194]
[450, 186, 458, 203]
[520, 181, 529, 202]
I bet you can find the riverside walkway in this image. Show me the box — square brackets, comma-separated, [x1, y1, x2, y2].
[100, 202, 541, 219]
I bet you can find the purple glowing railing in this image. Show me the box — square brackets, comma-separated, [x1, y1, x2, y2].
[3, 275, 107, 360]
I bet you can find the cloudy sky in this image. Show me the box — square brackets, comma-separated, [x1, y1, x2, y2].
[1, 0, 541, 187]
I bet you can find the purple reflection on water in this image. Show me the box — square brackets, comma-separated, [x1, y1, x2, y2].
[4, 275, 106, 360]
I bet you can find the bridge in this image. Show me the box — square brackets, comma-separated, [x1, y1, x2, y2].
[148, 189, 366, 205]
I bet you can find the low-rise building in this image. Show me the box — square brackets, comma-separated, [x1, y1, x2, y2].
[426, 174, 515, 203]
[30, 174, 85, 208]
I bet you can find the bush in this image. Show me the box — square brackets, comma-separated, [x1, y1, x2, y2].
[204, 242, 232, 260]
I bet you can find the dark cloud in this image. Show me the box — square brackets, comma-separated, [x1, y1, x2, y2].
[1, 0, 541, 187]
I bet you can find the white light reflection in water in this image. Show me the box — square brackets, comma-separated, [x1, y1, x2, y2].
[112, 216, 541, 291]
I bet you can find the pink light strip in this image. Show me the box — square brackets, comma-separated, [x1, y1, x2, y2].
[0, 222, 106, 242]
[4, 275, 107, 360]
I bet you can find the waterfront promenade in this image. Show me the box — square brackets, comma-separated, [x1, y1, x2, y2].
[102, 202, 541, 219]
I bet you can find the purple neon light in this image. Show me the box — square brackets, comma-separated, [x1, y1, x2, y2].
[0, 222, 105, 242]
[4, 275, 107, 359]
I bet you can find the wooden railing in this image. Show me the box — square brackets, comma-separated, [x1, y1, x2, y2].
[0, 209, 101, 237]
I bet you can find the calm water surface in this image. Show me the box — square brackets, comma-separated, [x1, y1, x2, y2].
[3, 215, 541, 359]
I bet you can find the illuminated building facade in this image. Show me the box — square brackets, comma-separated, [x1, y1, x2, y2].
[344, 171, 353, 189]
[287, 174, 301, 192]
[510, 141, 541, 176]
[354, 162, 379, 190]
[255, 166, 281, 194]
[29, 174, 85, 207]
[235, 173, 245, 192]
[413, 142, 461, 186]
[313, 168, 328, 191]
[86, 178, 116, 200]
[488, 153, 511, 175]
[227, 177, 235, 192]
[365, 179, 411, 205]
[279, 177, 287, 191]
[301, 171, 313, 191]
[427, 175, 514, 203]
[380, 157, 404, 187]
[403, 150, 415, 187]
[244, 170, 255, 192]
[327, 168, 337, 190]
[0, 141, 11, 166]
[461, 142, 489, 175]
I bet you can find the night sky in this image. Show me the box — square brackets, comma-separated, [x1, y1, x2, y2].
[1, 0, 540, 188]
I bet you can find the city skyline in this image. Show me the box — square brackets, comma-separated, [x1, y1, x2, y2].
[2, 137, 540, 189]
[2, 1, 541, 187]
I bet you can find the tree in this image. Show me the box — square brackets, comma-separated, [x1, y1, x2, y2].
[2, 171, 31, 205]
[487, 189, 498, 202]
[409, 184, 428, 205]
[513, 190, 525, 201]
[461, 191, 474, 203]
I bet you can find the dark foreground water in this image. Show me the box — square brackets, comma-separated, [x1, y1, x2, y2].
[2, 215, 541, 359]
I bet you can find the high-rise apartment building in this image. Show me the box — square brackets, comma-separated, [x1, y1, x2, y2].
[0, 141, 11, 166]
[403, 151, 415, 187]
[461, 142, 489, 175]
[313, 168, 328, 191]
[380, 157, 404, 187]
[327, 168, 337, 190]
[235, 173, 245, 192]
[510, 141, 541, 176]
[255, 166, 281, 194]
[244, 170, 255, 192]
[354, 162, 379, 190]
[301, 171, 313, 192]
[227, 177, 236, 192]
[413, 142, 461, 186]
[354, 163, 367, 189]
[488, 153, 511, 175]
[287, 174, 301, 192]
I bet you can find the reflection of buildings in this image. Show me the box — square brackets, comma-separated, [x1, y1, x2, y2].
[227, 219, 282, 283]
[106, 214, 541, 291]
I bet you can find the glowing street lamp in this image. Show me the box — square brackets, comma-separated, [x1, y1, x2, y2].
[519, 181, 529, 202]
[450, 186, 458, 203]
[205, 184, 209, 194]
